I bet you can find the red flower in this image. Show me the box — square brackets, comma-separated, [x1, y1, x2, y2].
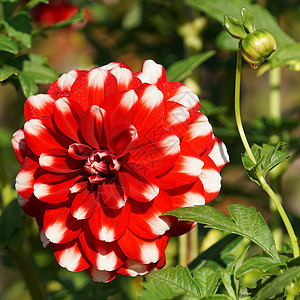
[12, 60, 229, 282]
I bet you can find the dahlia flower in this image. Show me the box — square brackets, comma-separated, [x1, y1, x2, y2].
[12, 60, 229, 282]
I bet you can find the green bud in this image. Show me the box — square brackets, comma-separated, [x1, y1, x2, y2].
[241, 29, 276, 69]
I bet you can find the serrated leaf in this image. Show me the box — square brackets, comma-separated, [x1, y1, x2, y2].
[165, 204, 280, 262]
[2, 11, 32, 48]
[145, 265, 201, 299]
[236, 256, 283, 277]
[22, 54, 59, 84]
[0, 34, 18, 54]
[186, 0, 294, 49]
[254, 266, 300, 300]
[139, 280, 176, 300]
[270, 43, 300, 71]
[166, 51, 215, 82]
[45, 7, 85, 30]
[222, 263, 237, 299]
[193, 267, 221, 297]
[224, 16, 247, 40]
[241, 7, 255, 33]
[0, 65, 18, 81]
[18, 72, 38, 97]
[202, 296, 232, 300]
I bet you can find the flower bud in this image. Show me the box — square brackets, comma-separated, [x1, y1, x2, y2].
[241, 29, 276, 69]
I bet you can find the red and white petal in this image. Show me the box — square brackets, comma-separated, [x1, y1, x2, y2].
[199, 157, 222, 202]
[207, 137, 229, 171]
[79, 230, 124, 271]
[52, 97, 84, 142]
[132, 84, 166, 131]
[129, 129, 180, 175]
[163, 82, 200, 119]
[128, 191, 172, 239]
[24, 94, 55, 121]
[117, 230, 168, 264]
[18, 194, 44, 218]
[101, 175, 128, 209]
[100, 90, 138, 127]
[80, 106, 110, 149]
[15, 157, 39, 199]
[43, 206, 82, 243]
[110, 67, 141, 91]
[48, 70, 86, 96]
[71, 189, 98, 220]
[121, 163, 159, 202]
[137, 60, 167, 85]
[53, 240, 89, 271]
[165, 101, 190, 138]
[34, 172, 81, 203]
[69, 68, 117, 111]
[167, 178, 205, 209]
[182, 113, 213, 155]
[100, 62, 131, 71]
[117, 259, 154, 277]
[12, 129, 33, 164]
[157, 142, 204, 189]
[39, 148, 83, 173]
[39, 228, 50, 248]
[24, 119, 66, 157]
[88, 266, 116, 283]
[89, 202, 130, 242]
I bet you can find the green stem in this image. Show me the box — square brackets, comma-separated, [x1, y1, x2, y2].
[234, 42, 299, 259]
[8, 244, 46, 300]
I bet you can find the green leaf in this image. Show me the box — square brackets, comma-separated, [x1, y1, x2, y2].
[144, 265, 201, 299]
[194, 267, 221, 297]
[22, 54, 59, 84]
[0, 34, 18, 54]
[45, 7, 85, 30]
[254, 266, 300, 300]
[18, 72, 38, 97]
[0, 199, 23, 250]
[270, 43, 300, 71]
[236, 256, 283, 277]
[1, 0, 19, 17]
[202, 296, 232, 300]
[241, 7, 255, 33]
[186, 0, 294, 49]
[2, 11, 32, 48]
[216, 30, 239, 51]
[0, 65, 18, 81]
[166, 51, 215, 82]
[139, 280, 176, 300]
[224, 16, 247, 40]
[165, 204, 280, 262]
[222, 263, 237, 299]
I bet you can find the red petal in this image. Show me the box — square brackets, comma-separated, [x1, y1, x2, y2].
[39, 148, 84, 173]
[53, 239, 90, 271]
[15, 157, 39, 200]
[117, 230, 168, 264]
[167, 219, 197, 237]
[199, 156, 222, 203]
[18, 194, 44, 218]
[69, 68, 117, 111]
[71, 189, 98, 220]
[129, 127, 180, 175]
[79, 229, 124, 271]
[24, 94, 55, 121]
[109, 67, 139, 91]
[207, 137, 229, 171]
[157, 142, 204, 189]
[89, 202, 130, 242]
[12, 129, 33, 164]
[132, 83, 166, 131]
[121, 163, 159, 202]
[43, 206, 82, 243]
[101, 175, 128, 209]
[80, 106, 110, 149]
[128, 191, 172, 239]
[167, 178, 205, 208]
[48, 70, 86, 96]
[34, 172, 81, 203]
[182, 113, 213, 155]
[88, 266, 116, 282]
[52, 97, 84, 142]
[24, 119, 66, 156]
[165, 101, 190, 138]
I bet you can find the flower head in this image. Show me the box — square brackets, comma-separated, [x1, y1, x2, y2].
[12, 60, 229, 282]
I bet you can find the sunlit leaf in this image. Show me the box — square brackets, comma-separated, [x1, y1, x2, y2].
[0, 65, 18, 81]
[241, 7, 255, 33]
[18, 71, 38, 97]
[0, 34, 18, 54]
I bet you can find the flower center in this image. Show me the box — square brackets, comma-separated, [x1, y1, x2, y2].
[84, 150, 121, 183]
